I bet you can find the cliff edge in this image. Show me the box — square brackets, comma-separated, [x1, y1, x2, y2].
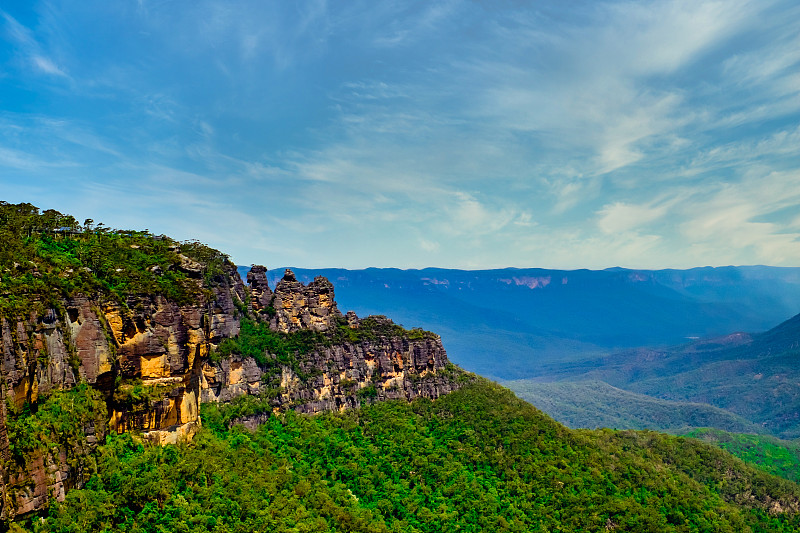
[0, 202, 468, 518]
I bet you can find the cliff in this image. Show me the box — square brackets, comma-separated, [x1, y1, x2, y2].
[0, 257, 246, 517]
[203, 269, 465, 423]
[0, 202, 466, 519]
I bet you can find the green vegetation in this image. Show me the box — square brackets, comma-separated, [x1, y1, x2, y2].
[5, 384, 107, 464]
[355, 385, 378, 399]
[505, 379, 765, 434]
[6, 203, 800, 531]
[211, 316, 438, 381]
[202, 388, 283, 430]
[625, 349, 800, 439]
[685, 428, 800, 483]
[112, 379, 175, 410]
[523, 314, 800, 440]
[11, 381, 800, 532]
[212, 317, 325, 372]
[0, 201, 231, 318]
[332, 316, 436, 343]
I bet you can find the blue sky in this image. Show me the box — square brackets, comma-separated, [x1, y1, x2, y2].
[1, 0, 799, 269]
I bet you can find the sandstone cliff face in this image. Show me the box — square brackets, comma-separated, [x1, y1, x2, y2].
[202, 268, 468, 426]
[0, 261, 246, 519]
[268, 269, 342, 333]
[0, 263, 465, 519]
[201, 329, 460, 416]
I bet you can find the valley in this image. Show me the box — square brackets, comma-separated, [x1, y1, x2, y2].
[257, 266, 800, 461]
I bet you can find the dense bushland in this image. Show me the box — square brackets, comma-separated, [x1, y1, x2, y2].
[685, 428, 800, 483]
[11, 381, 800, 532]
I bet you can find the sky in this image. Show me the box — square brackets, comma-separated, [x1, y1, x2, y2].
[1, 0, 799, 270]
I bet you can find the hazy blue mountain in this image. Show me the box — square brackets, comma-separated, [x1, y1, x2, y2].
[504, 379, 765, 435]
[239, 265, 800, 380]
[524, 312, 800, 438]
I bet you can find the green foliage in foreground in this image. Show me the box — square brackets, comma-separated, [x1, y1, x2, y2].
[685, 428, 800, 483]
[6, 384, 107, 463]
[13, 381, 800, 532]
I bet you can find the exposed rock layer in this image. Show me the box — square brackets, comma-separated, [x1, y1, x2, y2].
[0, 261, 246, 519]
[202, 321, 461, 417]
[269, 269, 342, 333]
[0, 264, 464, 519]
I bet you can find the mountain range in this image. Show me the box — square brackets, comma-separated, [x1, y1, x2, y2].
[248, 266, 800, 440]
[518, 312, 800, 439]
[243, 266, 800, 380]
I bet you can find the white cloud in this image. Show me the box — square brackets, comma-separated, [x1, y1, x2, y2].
[371, 0, 459, 47]
[688, 125, 800, 173]
[2, 0, 799, 270]
[419, 238, 439, 252]
[31, 54, 66, 77]
[597, 201, 670, 235]
[2, 11, 69, 78]
[0, 146, 74, 170]
[675, 168, 800, 265]
[443, 192, 517, 237]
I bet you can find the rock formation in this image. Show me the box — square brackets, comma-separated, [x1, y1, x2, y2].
[0, 260, 466, 519]
[202, 316, 462, 418]
[202, 268, 466, 422]
[246, 265, 272, 312]
[268, 269, 342, 333]
[0, 260, 247, 519]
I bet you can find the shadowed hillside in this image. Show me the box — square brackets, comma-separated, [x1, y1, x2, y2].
[514, 313, 800, 439]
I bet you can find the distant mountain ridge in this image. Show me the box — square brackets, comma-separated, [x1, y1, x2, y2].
[238, 265, 800, 379]
[514, 311, 800, 438]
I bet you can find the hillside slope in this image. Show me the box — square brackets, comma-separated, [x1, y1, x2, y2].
[685, 428, 800, 483]
[11, 380, 800, 532]
[504, 379, 765, 434]
[522, 313, 800, 438]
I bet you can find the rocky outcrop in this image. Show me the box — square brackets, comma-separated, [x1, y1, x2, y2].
[201, 325, 462, 416]
[0, 263, 466, 519]
[246, 265, 272, 312]
[268, 269, 342, 333]
[202, 270, 469, 426]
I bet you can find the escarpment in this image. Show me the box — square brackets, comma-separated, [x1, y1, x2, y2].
[0, 266, 465, 518]
[0, 257, 246, 518]
[0, 203, 467, 519]
[202, 269, 467, 424]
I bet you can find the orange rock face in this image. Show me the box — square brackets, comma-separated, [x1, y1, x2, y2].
[0, 261, 247, 519]
[0, 262, 467, 520]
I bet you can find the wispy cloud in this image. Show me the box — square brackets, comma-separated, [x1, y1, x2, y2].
[1, 0, 799, 269]
[597, 201, 671, 235]
[1, 10, 69, 78]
